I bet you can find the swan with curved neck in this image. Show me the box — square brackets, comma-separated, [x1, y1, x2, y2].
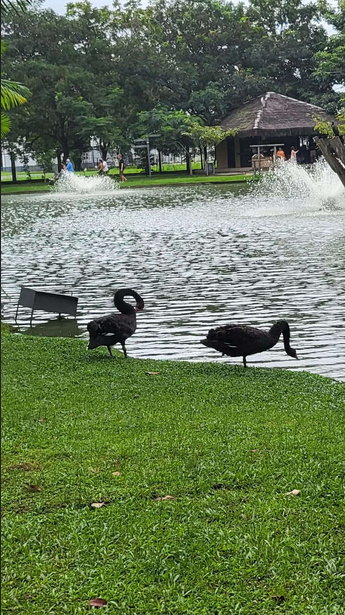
[201, 319, 298, 367]
[87, 288, 144, 357]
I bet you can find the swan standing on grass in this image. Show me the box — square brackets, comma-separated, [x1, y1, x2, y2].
[87, 289, 144, 357]
[201, 320, 298, 368]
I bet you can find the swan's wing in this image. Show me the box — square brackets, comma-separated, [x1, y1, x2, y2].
[88, 314, 135, 339]
[208, 325, 267, 348]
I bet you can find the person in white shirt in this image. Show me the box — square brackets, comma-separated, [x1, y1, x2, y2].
[290, 146, 299, 162]
[98, 159, 109, 175]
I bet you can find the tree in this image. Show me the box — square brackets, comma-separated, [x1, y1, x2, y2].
[1, 2, 120, 168]
[135, 107, 204, 173]
[246, 0, 334, 105]
[312, 0, 345, 112]
[1, 0, 32, 138]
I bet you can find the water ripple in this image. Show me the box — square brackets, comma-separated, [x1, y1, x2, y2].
[1, 179, 345, 380]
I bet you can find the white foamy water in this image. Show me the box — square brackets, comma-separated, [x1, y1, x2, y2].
[1, 160, 345, 380]
[251, 158, 344, 209]
[53, 171, 119, 194]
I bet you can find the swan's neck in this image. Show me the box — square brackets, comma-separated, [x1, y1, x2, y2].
[269, 321, 284, 340]
[114, 290, 136, 315]
[270, 321, 293, 353]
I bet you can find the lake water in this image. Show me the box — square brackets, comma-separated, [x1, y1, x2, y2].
[2, 161, 345, 380]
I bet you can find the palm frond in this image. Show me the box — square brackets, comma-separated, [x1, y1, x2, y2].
[1, 111, 11, 137]
[1, 0, 32, 17]
[1, 78, 31, 110]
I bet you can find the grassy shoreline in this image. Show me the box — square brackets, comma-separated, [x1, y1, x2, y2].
[2, 328, 345, 613]
[1, 173, 252, 196]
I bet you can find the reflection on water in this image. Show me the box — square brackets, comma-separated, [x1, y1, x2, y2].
[21, 317, 82, 338]
[1, 162, 345, 380]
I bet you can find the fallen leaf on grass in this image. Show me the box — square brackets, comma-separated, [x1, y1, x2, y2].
[145, 371, 161, 376]
[271, 595, 285, 602]
[89, 597, 107, 608]
[251, 449, 259, 453]
[112, 471, 121, 477]
[9, 462, 39, 472]
[155, 495, 175, 501]
[25, 484, 41, 492]
[285, 489, 301, 496]
[90, 502, 106, 509]
[38, 418, 47, 423]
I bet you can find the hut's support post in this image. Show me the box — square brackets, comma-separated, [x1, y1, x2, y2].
[258, 146, 261, 173]
[273, 146, 277, 165]
[234, 137, 241, 168]
[315, 136, 345, 188]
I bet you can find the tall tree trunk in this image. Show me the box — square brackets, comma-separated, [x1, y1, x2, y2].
[186, 146, 190, 174]
[57, 149, 62, 172]
[100, 140, 107, 161]
[74, 152, 82, 172]
[204, 146, 208, 175]
[158, 150, 162, 173]
[10, 151, 17, 183]
[200, 146, 203, 170]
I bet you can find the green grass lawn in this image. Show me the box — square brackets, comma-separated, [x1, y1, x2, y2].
[1, 173, 252, 195]
[1, 327, 344, 614]
[1, 163, 201, 183]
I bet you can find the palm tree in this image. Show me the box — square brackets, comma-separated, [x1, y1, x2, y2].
[1, 0, 32, 137]
[2, 0, 32, 16]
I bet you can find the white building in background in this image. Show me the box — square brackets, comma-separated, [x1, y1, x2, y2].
[1, 148, 42, 173]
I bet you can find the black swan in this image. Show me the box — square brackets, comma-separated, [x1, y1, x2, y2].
[87, 288, 144, 357]
[200, 320, 298, 368]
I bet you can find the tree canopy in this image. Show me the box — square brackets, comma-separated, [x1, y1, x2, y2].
[1, 0, 344, 164]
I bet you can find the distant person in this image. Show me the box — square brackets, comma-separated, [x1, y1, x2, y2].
[276, 147, 286, 161]
[98, 159, 109, 175]
[50, 163, 67, 185]
[290, 146, 298, 162]
[66, 158, 74, 172]
[117, 154, 127, 182]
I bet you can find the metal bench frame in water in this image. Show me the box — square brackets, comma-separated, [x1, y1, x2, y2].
[15, 287, 78, 326]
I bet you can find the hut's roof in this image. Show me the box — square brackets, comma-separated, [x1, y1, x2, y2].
[220, 92, 336, 137]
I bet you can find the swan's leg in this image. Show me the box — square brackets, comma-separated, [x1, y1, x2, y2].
[121, 343, 127, 358]
[243, 356, 247, 368]
[107, 346, 113, 357]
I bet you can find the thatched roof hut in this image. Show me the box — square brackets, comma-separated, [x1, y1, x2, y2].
[216, 92, 336, 170]
[220, 92, 336, 137]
